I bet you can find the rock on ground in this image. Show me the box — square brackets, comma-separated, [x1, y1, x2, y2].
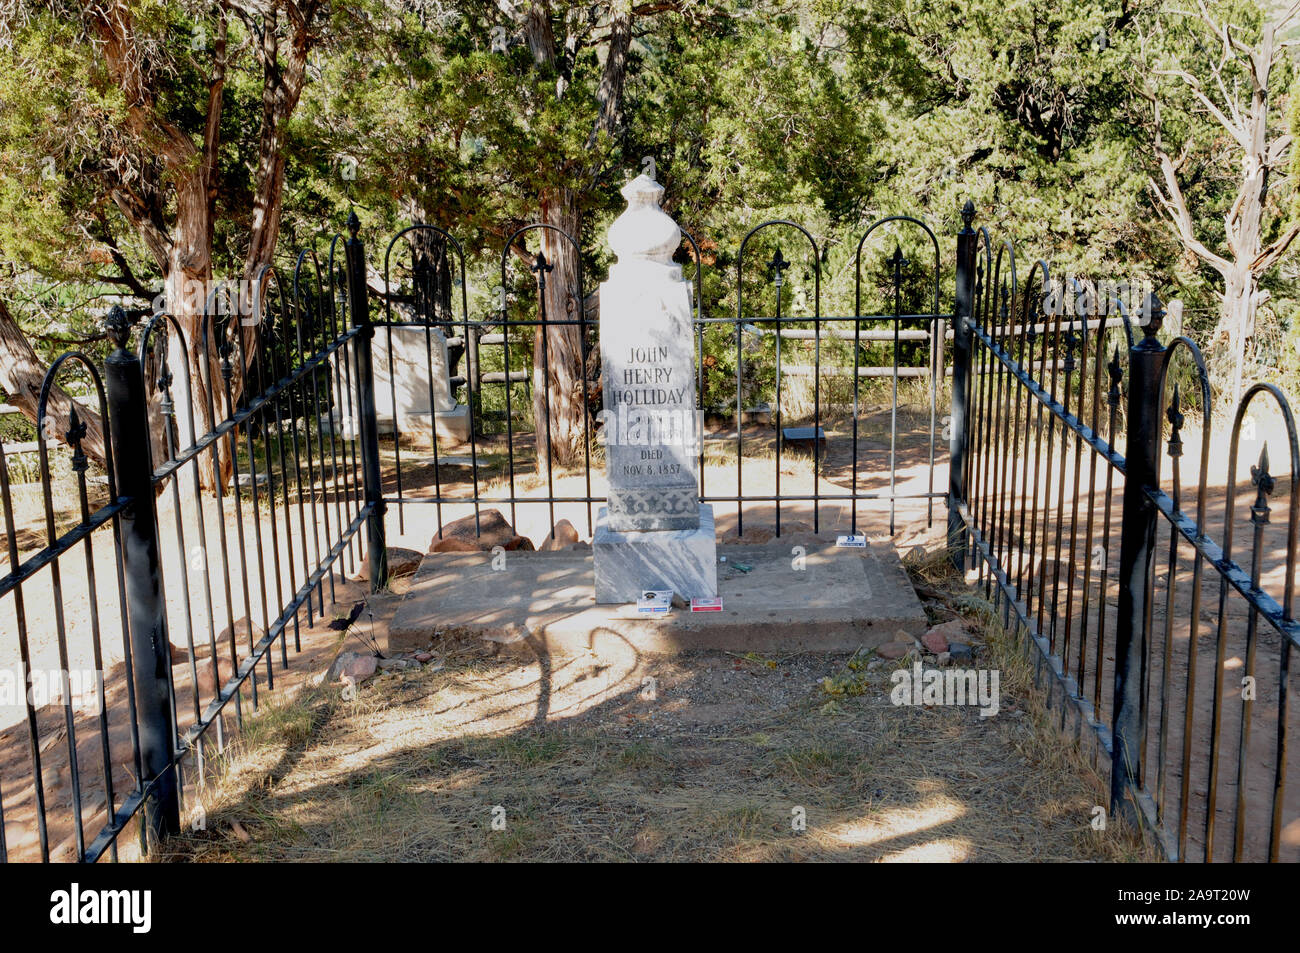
[921, 627, 951, 654]
[876, 641, 914, 660]
[429, 508, 534, 553]
[327, 651, 378, 683]
[540, 519, 580, 551]
[385, 547, 424, 577]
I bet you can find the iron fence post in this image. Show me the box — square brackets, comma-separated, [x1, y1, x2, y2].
[1110, 292, 1165, 830]
[948, 201, 976, 570]
[102, 306, 180, 848]
[345, 212, 389, 591]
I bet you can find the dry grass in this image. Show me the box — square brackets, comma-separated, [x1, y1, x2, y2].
[904, 552, 1160, 863]
[156, 550, 1150, 863]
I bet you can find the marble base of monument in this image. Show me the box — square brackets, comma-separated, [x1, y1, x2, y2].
[593, 504, 717, 603]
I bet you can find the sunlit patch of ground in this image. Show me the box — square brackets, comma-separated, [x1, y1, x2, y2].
[161, 565, 1154, 863]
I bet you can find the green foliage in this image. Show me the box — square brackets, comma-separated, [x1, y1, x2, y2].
[1, 0, 1297, 400]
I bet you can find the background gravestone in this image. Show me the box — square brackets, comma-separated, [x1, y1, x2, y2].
[332, 325, 470, 442]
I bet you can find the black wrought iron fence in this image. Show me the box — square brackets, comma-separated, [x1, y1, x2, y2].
[4, 198, 1292, 863]
[372, 215, 949, 547]
[950, 203, 1299, 862]
[0, 217, 388, 862]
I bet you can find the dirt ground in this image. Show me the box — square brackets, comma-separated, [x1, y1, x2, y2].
[157, 564, 1150, 863]
[1, 385, 1294, 863]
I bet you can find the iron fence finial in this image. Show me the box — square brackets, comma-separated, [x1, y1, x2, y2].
[66, 406, 88, 473]
[1251, 442, 1275, 525]
[104, 305, 134, 351]
[961, 200, 975, 231]
[1167, 384, 1184, 458]
[1107, 346, 1123, 406]
[768, 247, 789, 286]
[1139, 291, 1165, 338]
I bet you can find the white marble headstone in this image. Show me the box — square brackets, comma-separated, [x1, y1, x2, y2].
[329, 324, 470, 442]
[594, 174, 717, 603]
[600, 175, 702, 531]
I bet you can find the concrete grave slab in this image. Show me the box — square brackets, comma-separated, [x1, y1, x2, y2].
[388, 541, 927, 658]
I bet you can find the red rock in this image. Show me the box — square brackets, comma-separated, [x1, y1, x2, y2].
[540, 519, 580, 551]
[385, 547, 424, 576]
[428, 508, 520, 552]
[922, 627, 950, 654]
[194, 654, 238, 693]
[429, 535, 481, 553]
[218, 617, 264, 650]
[339, 654, 377, 682]
[927, 618, 972, 642]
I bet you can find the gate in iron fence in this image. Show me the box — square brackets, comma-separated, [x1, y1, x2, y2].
[0, 200, 1296, 862]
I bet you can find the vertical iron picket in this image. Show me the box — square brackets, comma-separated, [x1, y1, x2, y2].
[345, 212, 389, 592]
[948, 203, 976, 570]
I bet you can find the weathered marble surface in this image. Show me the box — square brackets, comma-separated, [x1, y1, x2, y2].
[593, 505, 717, 603]
[372, 325, 457, 417]
[599, 174, 701, 532]
[331, 325, 470, 441]
[593, 174, 717, 602]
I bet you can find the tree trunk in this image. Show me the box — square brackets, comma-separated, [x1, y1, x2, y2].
[165, 167, 231, 492]
[399, 197, 455, 326]
[412, 232, 454, 326]
[517, 3, 631, 476]
[0, 296, 106, 469]
[532, 188, 589, 473]
[1216, 269, 1256, 409]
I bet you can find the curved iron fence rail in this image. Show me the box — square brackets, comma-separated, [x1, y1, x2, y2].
[5, 200, 1292, 863]
[951, 208, 1299, 862]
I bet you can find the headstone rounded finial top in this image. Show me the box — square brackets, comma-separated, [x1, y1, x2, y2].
[621, 172, 665, 206]
[608, 173, 680, 267]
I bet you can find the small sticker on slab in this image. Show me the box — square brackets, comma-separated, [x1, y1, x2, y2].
[836, 534, 867, 548]
[637, 590, 673, 614]
[691, 597, 723, 612]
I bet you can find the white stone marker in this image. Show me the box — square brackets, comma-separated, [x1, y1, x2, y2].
[332, 324, 470, 442]
[593, 174, 717, 604]
[370, 325, 470, 441]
